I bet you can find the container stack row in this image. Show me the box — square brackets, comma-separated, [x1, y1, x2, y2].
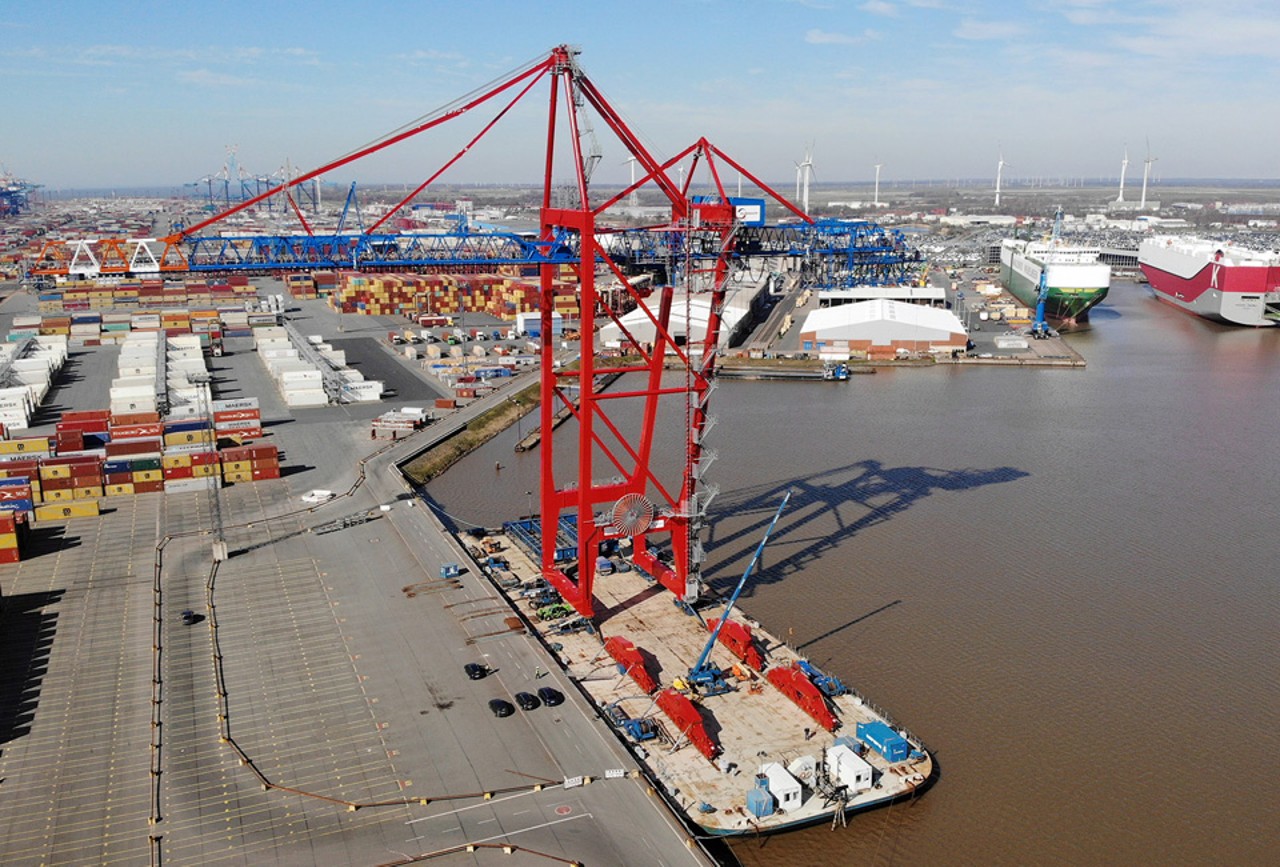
[6, 306, 279, 345]
[164, 334, 213, 412]
[112, 334, 160, 417]
[327, 271, 581, 320]
[254, 327, 328, 408]
[0, 335, 68, 432]
[33, 276, 257, 312]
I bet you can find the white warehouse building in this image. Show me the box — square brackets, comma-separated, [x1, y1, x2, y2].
[597, 278, 764, 351]
[797, 299, 967, 360]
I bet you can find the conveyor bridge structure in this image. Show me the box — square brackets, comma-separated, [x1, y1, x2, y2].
[281, 321, 349, 404]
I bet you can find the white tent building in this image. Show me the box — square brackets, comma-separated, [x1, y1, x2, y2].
[797, 299, 967, 360]
[597, 280, 762, 351]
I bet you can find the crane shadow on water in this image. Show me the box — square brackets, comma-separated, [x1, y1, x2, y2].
[700, 459, 1028, 600]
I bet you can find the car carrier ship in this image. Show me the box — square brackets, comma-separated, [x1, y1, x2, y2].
[1138, 236, 1280, 326]
[1000, 238, 1112, 329]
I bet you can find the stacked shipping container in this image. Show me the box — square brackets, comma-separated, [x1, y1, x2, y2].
[328, 272, 580, 320]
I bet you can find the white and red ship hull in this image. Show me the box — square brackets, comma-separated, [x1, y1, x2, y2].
[1138, 237, 1280, 326]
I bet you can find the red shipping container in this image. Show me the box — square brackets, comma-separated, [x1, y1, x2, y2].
[58, 420, 109, 435]
[213, 409, 261, 423]
[189, 451, 219, 466]
[247, 445, 277, 461]
[251, 466, 280, 480]
[0, 486, 33, 502]
[111, 411, 161, 426]
[56, 431, 85, 452]
[104, 472, 133, 485]
[106, 439, 163, 457]
[0, 460, 41, 475]
[54, 455, 102, 468]
[0, 548, 19, 564]
[133, 480, 165, 494]
[163, 466, 193, 480]
[0, 512, 16, 529]
[220, 446, 254, 462]
[61, 410, 111, 423]
[110, 423, 163, 439]
[41, 477, 74, 491]
[222, 426, 263, 441]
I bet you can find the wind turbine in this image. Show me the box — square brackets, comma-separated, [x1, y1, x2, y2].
[794, 144, 815, 214]
[1116, 146, 1129, 203]
[622, 155, 639, 207]
[873, 163, 883, 207]
[994, 151, 1008, 208]
[1140, 139, 1157, 210]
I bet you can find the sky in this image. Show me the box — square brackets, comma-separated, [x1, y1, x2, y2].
[2, 0, 1278, 191]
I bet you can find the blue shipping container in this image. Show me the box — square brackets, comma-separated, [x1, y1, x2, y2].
[856, 721, 910, 762]
[0, 477, 30, 487]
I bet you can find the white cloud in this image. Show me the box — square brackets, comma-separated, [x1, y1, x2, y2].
[177, 69, 258, 88]
[953, 19, 1025, 41]
[860, 0, 898, 16]
[805, 28, 882, 45]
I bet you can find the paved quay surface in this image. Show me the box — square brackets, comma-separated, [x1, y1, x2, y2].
[0, 290, 713, 866]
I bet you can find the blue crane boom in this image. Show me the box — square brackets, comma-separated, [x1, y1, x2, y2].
[1030, 206, 1064, 339]
[687, 490, 792, 694]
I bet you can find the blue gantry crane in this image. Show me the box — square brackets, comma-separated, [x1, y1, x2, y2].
[685, 490, 792, 696]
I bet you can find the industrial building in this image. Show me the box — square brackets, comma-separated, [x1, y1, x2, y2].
[797, 298, 967, 360]
[597, 276, 766, 350]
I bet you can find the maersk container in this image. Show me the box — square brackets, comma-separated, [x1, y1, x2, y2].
[856, 720, 910, 762]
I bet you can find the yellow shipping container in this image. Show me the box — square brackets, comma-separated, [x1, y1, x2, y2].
[74, 486, 104, 499]
[164, 430, 213, 446]
[221, 460, 251, 474]
[105, 483, 135, 496]
[0, 532, 17, 550]
[35, 501, 100, 522]
[191, 464, 218, 477]
[162, 453, 194, 469]
[222, 470, 253, 484]
[0, 438, 51, 455]
[132, 469, 164, 483]
[43, 488, 75, 501]
[39, 464, 72, 480]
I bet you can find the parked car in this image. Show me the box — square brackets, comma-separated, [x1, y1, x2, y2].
[537, 686, 565, 707]
[514, 691, 540, 711]
[180, 609, 197, 626]
[488, 698, 515, 718]
[464, 662, 489, 680]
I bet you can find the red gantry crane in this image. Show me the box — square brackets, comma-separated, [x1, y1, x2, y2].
[33, 45, 810, 620]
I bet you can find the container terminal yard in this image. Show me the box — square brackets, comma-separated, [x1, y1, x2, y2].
[4, 42, 1280, 867]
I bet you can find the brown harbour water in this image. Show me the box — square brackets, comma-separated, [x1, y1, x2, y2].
[427, 280, 1280, 865]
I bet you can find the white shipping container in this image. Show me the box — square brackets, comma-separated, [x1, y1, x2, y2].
[280, 369, 322, 384]
[15, 370, 50, 386]
[211, 397, 260, 413]
[213, 418, 261, 431]
[111, 399, 158, 415]
[341, 381, 383, 403]
[109, 386, 155, 400]
[284, 390, 328, 408]
[164, 477, 221, 494]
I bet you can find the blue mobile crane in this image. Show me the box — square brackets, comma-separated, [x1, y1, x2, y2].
[685, 490, 792, 696]
[1030, 206, 1065, 339]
